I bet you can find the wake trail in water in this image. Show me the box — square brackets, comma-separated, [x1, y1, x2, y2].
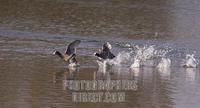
[97, 43, 199, 73]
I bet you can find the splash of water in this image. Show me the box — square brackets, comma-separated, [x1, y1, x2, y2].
[156, 57, 171, 78]
[182, 54, 198, 68]
[96, 52, 130, 73]
[96, 44, 171, 72]
[96, 60, 108, 73]
[157, 58, 171, 68]
[130, 58, 140, 68]
[68, 63, 80, 71]
[129, 45, 170, 67]
[131, 45, 168, 61]
[133, 45, 156, 61]
[108, 51, 130, 66]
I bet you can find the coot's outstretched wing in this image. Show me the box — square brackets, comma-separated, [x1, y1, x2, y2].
[65, 40, 81, 55]
[107, 52, 115, 59]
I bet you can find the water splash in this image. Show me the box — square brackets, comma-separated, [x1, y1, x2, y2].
[129, 45, 170, 67]
[116, 42, 138, 49]
[108, 51, 130, 66]
[182, 54, 198, 68]
[96, 44, 172, 72]
[130, 67, 140, 77]
[133, 45, 156, 61]
[157, 58, 171, 68]
[68, 63, 80, 71]
[130, 58, 140, 68]
[96, 52, 130, 73]
[156, 57, 171, 79]
[131, 45, 169, 61]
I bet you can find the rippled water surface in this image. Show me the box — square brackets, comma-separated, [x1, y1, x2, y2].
[1, 0, 200, 108]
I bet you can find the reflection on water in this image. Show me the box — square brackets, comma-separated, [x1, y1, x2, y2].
[171, 68, 200, 108]
[0, 50, 200, 108]
[185, 68, 197, 82]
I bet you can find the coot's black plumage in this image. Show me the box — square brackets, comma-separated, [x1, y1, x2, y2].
[94, 42, 115, 60]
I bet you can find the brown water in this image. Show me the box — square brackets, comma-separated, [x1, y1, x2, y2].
[1, 0, 200, 108]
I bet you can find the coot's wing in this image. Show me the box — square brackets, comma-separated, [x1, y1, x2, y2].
[95, 52, 107, 59]
[108, 52, 115, 59]
[65, 40, 81, 55]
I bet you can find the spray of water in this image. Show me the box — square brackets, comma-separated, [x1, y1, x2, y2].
[182, 54, 198, 68]
[130, 45, 170, 67]
[157, 58, 171, 68]
[130, 58, 140, 68]
[96, 52, 131, 73]
[96, 60, 108, 73]
[97, 44, 172, 72]
[109, 51, 130, 65]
